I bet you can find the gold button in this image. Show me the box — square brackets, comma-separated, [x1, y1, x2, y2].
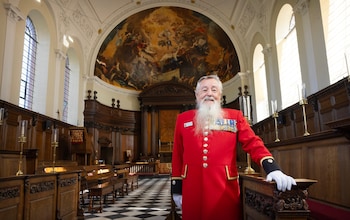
[203, 149, 208, 154]
[203, 143, 208, 148]
[203, 163, 208, 168]
[204, 137, 208, 141]
[203, 156, 208, 161]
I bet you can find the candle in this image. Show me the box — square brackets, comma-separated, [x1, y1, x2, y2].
[298, 83, 306, 101]
[21, 120, 26, 136]
[239, 96, 243, 113]
[0, 108, 4, 121]
[246, 96, 251, 120]
[271, 100, 277, 113]
[243, 96, 247, 117]
[345, 53, 349, 77]
[52, 128, 59, 143]
[54, 131, 57, 142]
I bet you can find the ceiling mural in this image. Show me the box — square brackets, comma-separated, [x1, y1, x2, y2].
[94, 6, 240, 91]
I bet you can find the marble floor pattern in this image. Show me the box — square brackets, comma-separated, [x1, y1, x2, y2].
[83, 175, 182, 220]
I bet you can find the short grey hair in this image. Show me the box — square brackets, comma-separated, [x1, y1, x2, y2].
[195, 74, 223, 93]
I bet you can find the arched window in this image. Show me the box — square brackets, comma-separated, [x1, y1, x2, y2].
[19, 17, 37, 109]
[320, 0, 350, 84]
[253, 44, 269, 122]
[62, 57, 70, 122]
[275, 4, 302, 109]
[65, 48, 80, 125]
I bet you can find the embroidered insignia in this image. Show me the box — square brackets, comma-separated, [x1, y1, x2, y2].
[184, 121, 193, 127]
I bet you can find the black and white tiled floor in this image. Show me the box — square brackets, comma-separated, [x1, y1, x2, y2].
[83, 175, 182, 220]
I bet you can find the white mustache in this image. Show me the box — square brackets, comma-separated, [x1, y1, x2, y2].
[204, 96, 215, 101]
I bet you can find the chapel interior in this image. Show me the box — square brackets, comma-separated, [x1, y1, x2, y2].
[0, 0, 349, 219]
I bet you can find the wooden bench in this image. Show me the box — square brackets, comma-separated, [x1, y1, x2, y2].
[115, 166, 138, 194]
[111, 177, 125, 198]
[79, 164, 124, 212]
[88, 181, 115, 213]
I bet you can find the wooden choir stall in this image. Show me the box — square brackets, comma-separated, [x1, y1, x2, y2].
[240, 174, 317, 220]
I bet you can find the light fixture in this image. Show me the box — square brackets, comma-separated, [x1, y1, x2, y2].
[63, 35, 69, 47]
[68, 35, 74, 43]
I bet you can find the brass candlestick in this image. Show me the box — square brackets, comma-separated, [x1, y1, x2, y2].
[244, 117, 255, 174]
[272, 112, 280, 142]
[52, 141, 58, 173]
[16, 120, 28, 176]
[51, 128, 59, 173]
[299, 98, 310, 136]
[244, 153, 255, 174]
[16, 135, 26, 176]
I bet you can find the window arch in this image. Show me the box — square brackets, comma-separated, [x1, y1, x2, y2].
[275, 4, 302, 109]
[253, 44, 269, 122]
[65, 48, 80, 125]
[320, 0, 350, 84]
[19, 17, 37, 109]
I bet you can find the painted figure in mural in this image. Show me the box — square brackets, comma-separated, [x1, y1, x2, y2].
[94, 7, 240, 91]
[171, 74, 296, 220]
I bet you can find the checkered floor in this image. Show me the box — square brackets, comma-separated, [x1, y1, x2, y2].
[83, 175, 182, 219]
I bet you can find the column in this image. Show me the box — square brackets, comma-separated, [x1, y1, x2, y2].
[1, 3, 24, 101]
[140, 106, 149, 157]
[150, 107, 158, 157]
[53, 49, 67, 120]
[293, 0, 329, 93]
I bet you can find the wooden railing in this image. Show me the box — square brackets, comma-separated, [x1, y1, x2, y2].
[129, 162, 158, 175]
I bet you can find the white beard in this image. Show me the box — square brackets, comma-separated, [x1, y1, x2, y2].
[195, 97, 223, 134]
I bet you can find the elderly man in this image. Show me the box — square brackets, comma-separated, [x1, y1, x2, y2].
[171, 74, 296, 220]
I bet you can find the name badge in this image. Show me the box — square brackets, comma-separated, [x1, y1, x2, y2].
[184, 121, 193, 127]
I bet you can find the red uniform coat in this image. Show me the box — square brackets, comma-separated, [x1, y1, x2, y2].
[171, 109, 273, 220]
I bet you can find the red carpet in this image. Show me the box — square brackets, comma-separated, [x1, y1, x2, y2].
[308, 199, 350, 220]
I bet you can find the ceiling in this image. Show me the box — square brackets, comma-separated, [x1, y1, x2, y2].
[45, 0, 274, 90]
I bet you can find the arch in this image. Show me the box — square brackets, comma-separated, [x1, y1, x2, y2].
[275, 3, 302, 109]
[26, 9, 51, 114]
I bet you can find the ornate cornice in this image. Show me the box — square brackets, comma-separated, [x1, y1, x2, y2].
[294, 0, 310, 15]
[3, 3, 25, 22]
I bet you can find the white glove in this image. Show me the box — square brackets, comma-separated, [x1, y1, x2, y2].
[266, 170, 297, 192]
[172, 194, 182, 209]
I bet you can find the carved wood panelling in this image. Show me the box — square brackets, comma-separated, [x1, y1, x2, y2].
[159, 110, 179, 142]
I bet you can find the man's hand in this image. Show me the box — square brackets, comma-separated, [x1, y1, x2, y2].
[266, 170, 297, 191]
[172, 194, 182, 209]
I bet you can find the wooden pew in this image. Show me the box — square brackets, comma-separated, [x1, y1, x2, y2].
[56, 172, 80, 220]
[0, 176, 25, 219]
[0, 171, 81, 220]
[88, 182, 114, 213]
[37, 161, 124, 213]
[80, 164, 126, 213]
[115, 164, 138, 194]
[37, 162, 136, 213]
